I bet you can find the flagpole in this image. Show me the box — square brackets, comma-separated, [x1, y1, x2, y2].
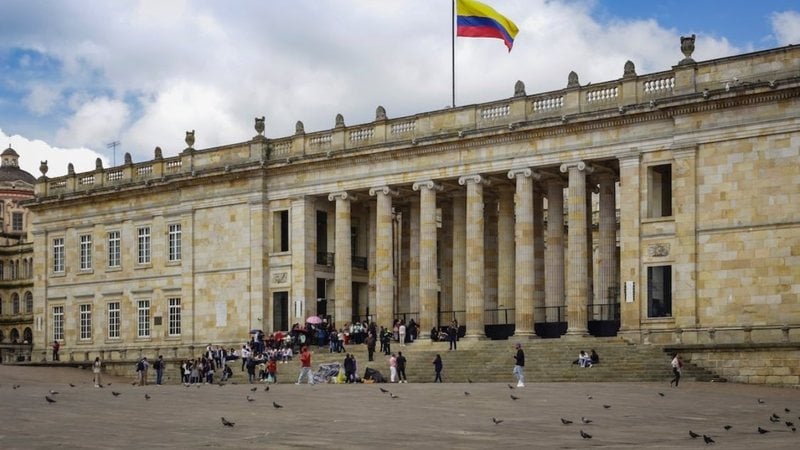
[452, 0, 456, 108]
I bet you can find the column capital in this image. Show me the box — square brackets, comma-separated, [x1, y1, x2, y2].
[671, 145, 698, 159]
[617, 151, 641, 167]
[507, 167, 543, 180]
[369, 185, 399, 197]
[412, 180, 443, 192]
[458, 174, 490, 186]
[327, 191, 357, 202]
[559, 161, 594, 174]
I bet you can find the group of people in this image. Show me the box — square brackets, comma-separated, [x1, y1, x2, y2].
[575, 349, 600, 368]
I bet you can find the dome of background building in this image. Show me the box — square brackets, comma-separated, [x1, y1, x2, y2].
[0, 147, 36, 186]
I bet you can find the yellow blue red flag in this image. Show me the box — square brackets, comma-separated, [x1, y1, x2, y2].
[456, 0, 519, 51]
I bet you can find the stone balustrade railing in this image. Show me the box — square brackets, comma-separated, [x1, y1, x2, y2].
[34, 45, 800, 198]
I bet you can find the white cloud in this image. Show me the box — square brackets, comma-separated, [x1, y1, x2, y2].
[1, 128, 109, 178]
[55, 97, 130, 150]
[22, 85, 61, 115]
[771, 11, 800, 45]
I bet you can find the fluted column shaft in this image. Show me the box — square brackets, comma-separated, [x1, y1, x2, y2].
[451, 195, 467, 325]
[414, 180, 440, 338]
[329, 192, 354, 326]
[561, 161, 592, 336]
[440, 201, 453, 321]
[409, 200, 420, 316]
[509, 168, 534, 336]
[459, 175, 485, 338]
[497, 186, 515, 324]
[597, 173, 618, 318]
[370, 186, 396, 328]
[532, 187, 545, 320]
[544, 178, 565, 322]
[484, 196, 498, 321]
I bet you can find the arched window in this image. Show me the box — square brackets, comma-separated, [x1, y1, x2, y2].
[10, 328, 19, 343]
[12, 293, 20, 315]
[23, 327, 32, 343]
[25, 291, 33, 314]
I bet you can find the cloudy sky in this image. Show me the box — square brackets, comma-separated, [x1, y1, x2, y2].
[1, 0, 798, 177]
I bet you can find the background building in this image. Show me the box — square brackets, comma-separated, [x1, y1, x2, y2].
[25, 40, 799, 379]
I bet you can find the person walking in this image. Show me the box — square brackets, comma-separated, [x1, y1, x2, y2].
[52, 340, 60, 361]
[154, 355, 166, 385]
[388, 353, 398, 383]
[670, 353, 683, 387]
[92, 357, 102, 387]
[396, 351, 407, 383]
[513, 343, 525, 387]
[296, 346, 314, 384]
[432, 354, 443, 383]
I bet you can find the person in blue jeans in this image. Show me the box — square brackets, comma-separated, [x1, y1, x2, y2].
[433, 354, 443, 382]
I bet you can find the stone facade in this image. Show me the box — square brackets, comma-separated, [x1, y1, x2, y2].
[24, 42, 800, 381]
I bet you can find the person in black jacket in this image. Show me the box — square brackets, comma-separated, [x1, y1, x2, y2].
[513, 343, 525, 387]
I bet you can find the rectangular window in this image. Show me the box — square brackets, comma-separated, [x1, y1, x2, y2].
[12, 212, 23, 231]
[53, 237, 65, 273]
[79, 304, 92, 340]
[107, 231, 121, 268]
[168, 297, 181, 336]
[647, 164, 672, 218]
[272, 210, 290, 252]
[108, 301, 120, 339]
[647, 265, 673, 318]
[137, 226, 151, 264]
[53, 305, 64, 341]
[79, 234, 92, 270]
[168, 223, 182, 262]
[137, 300, 150, 338]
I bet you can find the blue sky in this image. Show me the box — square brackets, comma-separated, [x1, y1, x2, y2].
[0, 0, 798, 177]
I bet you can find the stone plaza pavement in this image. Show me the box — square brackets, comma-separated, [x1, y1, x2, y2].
[0, 365, 798, 449]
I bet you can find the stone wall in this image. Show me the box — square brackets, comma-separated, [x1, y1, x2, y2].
[667, 344, 800, 386]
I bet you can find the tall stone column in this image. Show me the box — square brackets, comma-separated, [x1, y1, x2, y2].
[484, 195, 498, 322]
[458, 174, 486, 338]
[409, 199, 420, 317]
[532, 187, 545, 327]
[497, 185, 515, 325]
[328, 192, 354, 326]
[451, 194, 467, 325]
[596, 172, 618, 319]
[290, 196, 317, 325]
[413, 180, 441, 338]
[368, 204, 377, 320]
[508, 168, 535, 336]
[617, 153, 641, 335]
[440, 200, 453, 322]
[561, 161, 593, 337]
[369, 186, 398, 328]
[543, 176, 565, 323]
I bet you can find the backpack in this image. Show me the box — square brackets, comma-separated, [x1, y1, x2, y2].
[136, 361, 144, 372]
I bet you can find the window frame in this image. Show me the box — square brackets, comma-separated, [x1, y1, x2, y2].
[107, 230, 121, 268]
[53, 237, 65, 273]
[79, 304, 92, 340]
[137, 226, 151, 265]
[137, 299, 151, 338]
[79, 233, 93, 271]
[168, 297, 181, 336]
[107, 301, 120, 339]
[52, 305, 64, 341]
[168, 223, 182, 262]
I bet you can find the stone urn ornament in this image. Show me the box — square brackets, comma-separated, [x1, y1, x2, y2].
[39, 160, 48, 177]
[254, 116, 265, 136]
[185, 130, 195, 149]
[679, 34, 696, 65]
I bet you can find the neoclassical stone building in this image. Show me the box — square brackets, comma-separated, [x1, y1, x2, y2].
[26, 39, 799, 362]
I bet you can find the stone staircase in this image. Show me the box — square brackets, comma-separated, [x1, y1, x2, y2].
[228, 338, 720, 385]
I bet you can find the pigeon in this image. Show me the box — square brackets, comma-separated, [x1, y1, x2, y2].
[464, 391, 471, 396]
[769, 416, 780, 423]
[131, 381, 137, 386]
[587, 396, 593, 400]
[112, 391, 121, 397]
[246, 396, 255, 402]
[689, 430, 701, 439]
[492, 417, 503, 425]
[757, 427, 769, 434]
[45, 395, 57, 404]
[703, 435, 715, 444]
[379, 387, 389, 394]
[772, 413, 780, 419]
[250, 387, 258, 392]
[757, 398, 766, 404]
[49, 390, 60, 395]
[264, 386, 269, 392]
[561, 418, 573, 425]
[467, 378, 473, 383]
[723, 425, 732, 430]
[791, 427, 796, 432]
[580, 430, 592, 439]
[785, 408, 791, 413]
[507, 384, 515, 390]
[581, 417, 593, 424]
[390, 393, 399, 399]
[98, 384, 104, 389]
[221, 417, 235, 427]
[658, 392, 665, 397]
[69, 384, 76, 388]
[786, 421, 795, 428]
[145, 394, 151, 400]
[510, 395, 519, 401]
[273, 401, 283, 409]
[12, 384, 21, 390]
[603, 404, 611, 409]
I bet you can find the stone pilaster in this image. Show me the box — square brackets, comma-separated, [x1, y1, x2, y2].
[508, 168, 535, 336]
[458, 174, 486, 338]
[617, 152, 641, 334]
[291, 196, 317, 325]
[543, 176, 565, 322]
[328, 191, 355, 326]
[596, 172, 618, 319]
[451, 194, 467, 324]
[497, 185, 515, 324]
[673, 146, 698, 329]
[369, 186, 398, 328]
[413, 180, 442, 338]
[561, 161, 593, 337]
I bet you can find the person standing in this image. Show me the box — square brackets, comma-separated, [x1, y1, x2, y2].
[137, 357, 150, 386]
[92, 357, 102, 388]
[388, 353, 398, 383]
[432, 354, 443, 383]
[448, 322, 458, 351]
[399, 321, 407, 346]
[296, 346, 314, 384]
[670, 353, 683, 387]
[513, 343, 525, 387]
[366, 332, 376, 362]
[396, 351, 407, 383]
[52, 340, 60, 361]
[154, 355, 165, 385]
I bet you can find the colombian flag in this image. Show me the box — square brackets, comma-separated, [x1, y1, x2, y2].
[456, 0, 519, 52]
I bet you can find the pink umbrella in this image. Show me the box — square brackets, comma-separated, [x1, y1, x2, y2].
[306, 316, 323, 325]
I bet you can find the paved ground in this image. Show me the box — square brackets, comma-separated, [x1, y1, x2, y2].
[0, 365, 798, 449]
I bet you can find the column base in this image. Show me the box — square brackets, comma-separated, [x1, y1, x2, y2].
[513, 331, 540, 339]
[561, 330, 590, 340]
[461, 333, 488, 340]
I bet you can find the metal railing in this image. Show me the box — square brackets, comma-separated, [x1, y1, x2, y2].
[534, 306, 566, 323]
[484, 307, 515, 325]
[316, 252, 334, 266]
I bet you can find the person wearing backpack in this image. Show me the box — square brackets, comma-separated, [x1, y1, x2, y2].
[154, 355, 165, 385]
[136, 357, 149, 386]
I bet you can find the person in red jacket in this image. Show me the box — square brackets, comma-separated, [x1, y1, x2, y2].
[296, 346, 314, 384]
